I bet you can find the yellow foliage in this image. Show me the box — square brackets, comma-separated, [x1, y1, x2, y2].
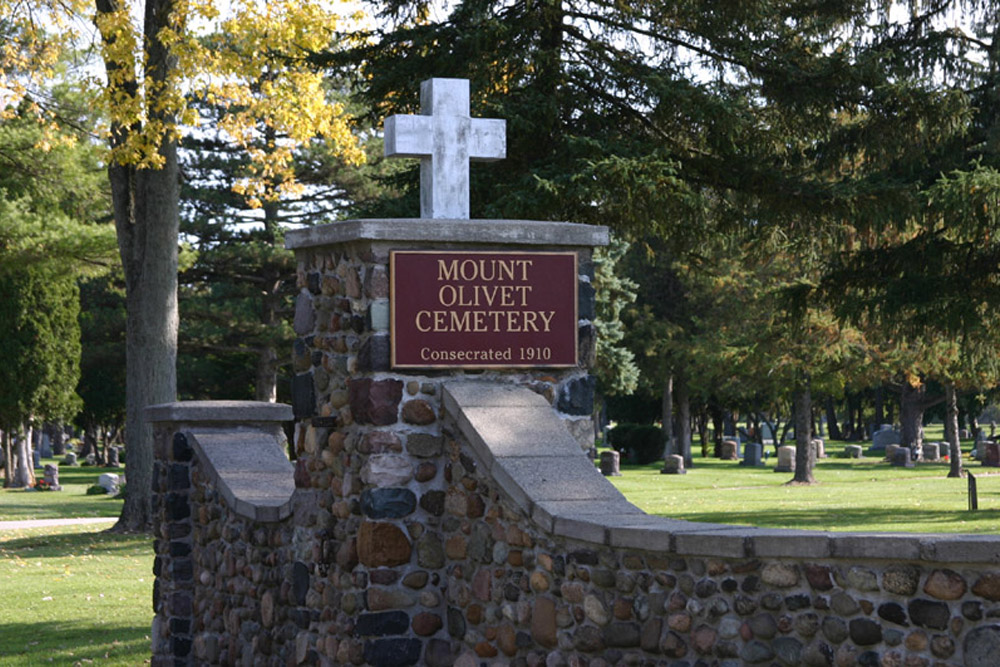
[3, 0, 365, 203]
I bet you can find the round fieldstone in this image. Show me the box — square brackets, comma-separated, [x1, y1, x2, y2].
[292, 561, 310, 605]
[741, 639, 775, 663]
[972, 573, 1000, 601]
[416, 533, 445, 569]
[584, 595, 610, 625]
[761, 562, 799, 588]
[785, 594, 810, 611]
[882, 565, 920, 597]
[734, 594, 758, 616]
[367, 587, 416, 611]
[773, 637, 803, 665]
[830, 591, 860, 617]
[821, 617, 848, 643]
[695, 578, 718, 598]
[357, 522, 411, 567]
[848, 618, 882, 645]
[360, 431, 402, 454]
[412, 612, 443, 636]
[962, 601, 984, 620]
[660, 630, 687, 658]
[907, 598, 949, 630]
[603, 622, 640, 648]
[930, 634, 955, 658]
[531, 597, 557, 648]
[401, 399, 436, 425]
[761, 592, 784, 610]
[419, 490, 445, 516]
[691, 624, 716, 654]
[878, 602, 908, 626]
[801, 640, 834, 666]
[795, 612, 820, 637]
[353, 610, 410, 637]
[361, 454, 412, 487]
[640, 618, 661, 652]
[846, 566, 879, 592]
[856, 650, 879, 667]
[360, 488, 417, 519]
[415, 462, 437, 482]
[407, 433, 443, 457]
[964, 625, 1000, 666]
[748, 613, 777, 639]
[884, 628, 904, 647]
[924, 569, 967, 600]
[804, 564, 835, 591]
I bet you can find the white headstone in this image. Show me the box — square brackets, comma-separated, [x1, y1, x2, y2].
[384, 78, 506, 219]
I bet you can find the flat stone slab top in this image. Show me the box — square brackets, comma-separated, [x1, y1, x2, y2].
[284, 218, 609, 250]
[185, 429, 295, 523]
[146, 400, 293, 424]
[442, 381, 1000, 563]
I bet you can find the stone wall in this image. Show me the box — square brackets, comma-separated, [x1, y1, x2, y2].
[148, 218, 1000, 666]
[151, 385, 1000, 667]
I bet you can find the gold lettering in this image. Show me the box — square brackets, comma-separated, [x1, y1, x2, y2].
[539, 311, 555, 332]
[438, 284, 457, 307]
[416, 311, 432, 332]
[449, 311, 470, 331]
[522, 311, 538, 332]
[438, 259, 459, 281]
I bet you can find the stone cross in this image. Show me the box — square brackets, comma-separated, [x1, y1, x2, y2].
[384, 78, 506, 219]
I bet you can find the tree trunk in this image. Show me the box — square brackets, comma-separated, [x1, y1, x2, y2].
[99, 0, 181, 532]
[255, 346, 278, 402]
[874, 386, 885, 426]
[945, 382, 963, 478]
[81, 424, 96, 460]
[12, 423, 35, 488]
[825, 396, 843, 440]
[661, 374, 674, 456]
[697, 407, 709, 457]
[676, 372, 691, 467]
[49, 423, 66, 456]
[899, 381, 926, 451]
[2, 430, 11, 488]
[791, 379, 816, 484]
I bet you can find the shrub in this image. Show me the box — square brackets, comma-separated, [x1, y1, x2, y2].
[86, 484, 108, 495]
[610, 423, 666, 464]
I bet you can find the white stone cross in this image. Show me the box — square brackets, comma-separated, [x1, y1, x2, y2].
[384, 78, 506, 219]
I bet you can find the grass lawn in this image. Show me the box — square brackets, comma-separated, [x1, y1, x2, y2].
[0, 459, 125, 521]
[0, 525, 153, 666]
[609, 431, 1000, 534]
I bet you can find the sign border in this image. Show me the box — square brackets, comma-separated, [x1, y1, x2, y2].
[390, 250, 579, 370]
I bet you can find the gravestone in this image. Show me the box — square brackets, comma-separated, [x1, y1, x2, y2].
[39, 433, 52, 459]
[740, 442, 764, 467]
[774, 445, 796, 472]
[600, 450, 622, 476]
[760, 423, 775, 444]
[892, 447, 915, 468]
[43, 464, 62, 491]
[719, 439, 739, 460]
[885, 444, 901, 462]
[960, 428, 971, 440]
[62, 452, 77, 466]
[872, 427, 901, 451]
[98, 473, 120, 494]
[32, 448, 41, 469]
[845, 444, 863, 459]
[660, 454, 686, 474]
[977, 430, 989, 444]
[922, 442, 941, 461]
[107, 446, 120, 468]
[981, 442, 1000, 467]
[811, 438, 826, 459]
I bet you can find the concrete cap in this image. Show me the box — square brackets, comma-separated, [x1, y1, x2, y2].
[146, 401, 293, 424]
[285, 218, 609, 250]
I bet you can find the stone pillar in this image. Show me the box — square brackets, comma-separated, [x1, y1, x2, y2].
[146, 401, 292, 667]
[284, 218, 607, 664]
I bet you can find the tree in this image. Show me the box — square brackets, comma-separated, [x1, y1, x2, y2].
[0, 269, 82, 487]
[2, 0, 365, 529]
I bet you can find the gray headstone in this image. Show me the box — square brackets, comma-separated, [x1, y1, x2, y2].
[872, 428, 901, 451]
[891, 448, 914, 468]
[32, 448, 41, 469]
[660, 454, 686, 475]
[741, 442, 764, 467]
[922, 442, 941, 462]
[39, 433, 52, 459]
[844, 444, 863, 459]
[98, 473, 120, 494]
[599, 450, 621, 476]
[43, 464, 61, 490]
[760, 423, 775, 444]
[719, 439, 739, 461]
[107, 446, 120, 468]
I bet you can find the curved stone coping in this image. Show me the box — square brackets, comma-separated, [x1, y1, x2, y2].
[146, 400, 293, 424]
[442, 381, 1000, 564]
[184, 429, 295, 523]
[284, 218, 609, 250]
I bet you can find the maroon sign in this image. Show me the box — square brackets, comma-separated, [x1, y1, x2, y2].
[391, 251, 578, 368]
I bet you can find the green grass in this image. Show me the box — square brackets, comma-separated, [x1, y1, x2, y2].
[0, 459, 125, 521]
[0, 525, 153, 666]
[609, 437, 1000, 534]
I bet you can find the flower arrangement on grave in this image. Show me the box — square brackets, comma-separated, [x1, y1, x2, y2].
[33, 479, 51, 491]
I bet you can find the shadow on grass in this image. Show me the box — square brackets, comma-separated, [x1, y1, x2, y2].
[655, 507, 1000, 533]
[0, 619, 149, 665]
[0, 529, 150, 558]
